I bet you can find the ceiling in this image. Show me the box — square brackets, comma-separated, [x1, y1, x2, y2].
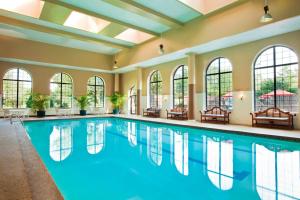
[0, 0, 239, 55]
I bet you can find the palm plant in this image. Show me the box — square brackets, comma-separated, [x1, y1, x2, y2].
[75, 95, 91, 115]
[28, 93, 49, 117]
[109, 92, 124, 114]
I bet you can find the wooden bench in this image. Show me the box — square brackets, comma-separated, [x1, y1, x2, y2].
[200, 107, 231, 124]
[166, 107, 188, 120]
[250, 107, 295, 129]
[143, 107, 160, 118]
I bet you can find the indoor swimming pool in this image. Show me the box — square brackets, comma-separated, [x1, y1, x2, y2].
[24, 117, 300, 200]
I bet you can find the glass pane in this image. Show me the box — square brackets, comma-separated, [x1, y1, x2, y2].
[220, 73, 232, 110]
[62, 73, 72, 84]
[2, 80, 18, 108]
[18, 81, 32, 108]
[50, 83, 61, 108]
[220, 58, 232, 73]
[207, 59, 219, 74]
[207, 74, 219, 109]
[88, 77, 95, 85]
[3, 68, 18, 80]
[51, 73, 61, 83]
[18, 69, 31, 81]
[276, 64, 298, 112]
[255, 67, 275, 111]
[275, 46, 298, 66]
[174, 66, 183, 79]
[255, 47, 274, 68]
[95, 77, 104, 85]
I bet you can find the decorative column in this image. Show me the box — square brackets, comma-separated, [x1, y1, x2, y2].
[114, 73, 119, 92]
[187, 53, 196, 119]
[136, 67, 143, 115]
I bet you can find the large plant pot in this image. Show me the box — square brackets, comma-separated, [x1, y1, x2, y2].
[113, 108, 119, 114]
[80, 110, 87, 116]
[37, 110, 46, 118]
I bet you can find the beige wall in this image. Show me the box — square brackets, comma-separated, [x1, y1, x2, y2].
[0, 61, 114, 97]
[117, 0, 300, 67]
[141, 59, 187, 96]
[120, 30, 300, 127]
[0, 35, 113, 70]
[196, 30, 300, 93]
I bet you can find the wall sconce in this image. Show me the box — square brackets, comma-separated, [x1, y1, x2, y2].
[240, 95, 244, 101]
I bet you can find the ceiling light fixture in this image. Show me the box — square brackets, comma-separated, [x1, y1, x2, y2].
[113, 60, 118, 69]
[158, 33, 165, 55]
[113, 55, 118, 69]
[260, 0, 273, 23]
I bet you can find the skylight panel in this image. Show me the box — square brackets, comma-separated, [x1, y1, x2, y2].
[178, 0, 237, 14]
[0, 0, 44, 18]
[115, 28, 154, 44]
[64, 11, 110, 33]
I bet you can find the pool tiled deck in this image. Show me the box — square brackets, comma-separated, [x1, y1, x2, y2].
[1, 114, 300, 199]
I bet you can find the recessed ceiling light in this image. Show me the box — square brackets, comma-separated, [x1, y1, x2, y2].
[64, 11, 110, 33]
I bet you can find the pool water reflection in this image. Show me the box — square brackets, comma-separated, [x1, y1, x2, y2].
[24, 118, 300, 200]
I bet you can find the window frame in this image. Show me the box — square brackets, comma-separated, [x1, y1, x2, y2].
[205, 57, 233, 110]
[149, 70, 162, 108]
[253, 45, 299, 111]
[172, 65, 188, 108]
[87, 76, 105, 108]
[50, 73, 73, 108]
[2, 68, 32, 108]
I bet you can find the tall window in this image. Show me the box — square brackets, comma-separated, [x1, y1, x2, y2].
[87, 76, 105, 108]
[2, 68, 32, 108]
[254, 46, 298, 112]
[206, 57, 232, 110]
[50, 73, 73, 108]
[149, 70, 162, 108]
[129, 86, 137, 114]
[173, 65, 188, 108]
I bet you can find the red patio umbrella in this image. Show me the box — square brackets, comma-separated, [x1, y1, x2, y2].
[260, 89, 295, 99]
[222, 91, 232, 98]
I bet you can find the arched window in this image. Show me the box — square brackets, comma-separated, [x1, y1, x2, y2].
[254, 46, 298, 112]
[149, 70, 162, 108]
[206, 57, 232, 110]
[2, 68, 32, 108]
[87, 76, 105, 108]
[173, 65, 188, 108]
[129, 86, 137, 114]
[50, 73, 73, 108]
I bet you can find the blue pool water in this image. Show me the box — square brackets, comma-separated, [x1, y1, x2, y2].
[24, 117, 300, 200]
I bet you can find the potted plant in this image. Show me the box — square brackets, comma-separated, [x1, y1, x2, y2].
[75, 95, 91, 116]
[109, 92, 124, 114]
[28, 93, 49, 117]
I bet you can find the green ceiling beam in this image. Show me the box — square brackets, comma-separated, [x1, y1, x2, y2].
[99, 23, 128, 38]
[43, 0, 159, 36]
[103, 0, 183, 29]
[40, 2, 72, 24]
